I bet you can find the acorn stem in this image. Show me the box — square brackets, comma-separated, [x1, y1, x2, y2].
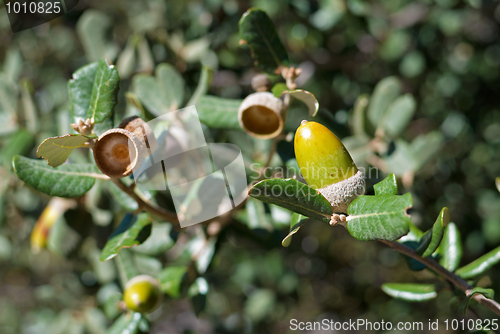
[262, 133, 286, 170]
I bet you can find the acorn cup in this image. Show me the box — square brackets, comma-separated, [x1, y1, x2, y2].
[119, 116, 158, 154]
[123, 275, 162, 314]
[238, 92, 284, 139]
[93, 128, 142, 178]
[251, 74, 272, 92]
[294, 120, 366, 213]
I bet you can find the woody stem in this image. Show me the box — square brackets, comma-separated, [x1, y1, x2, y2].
[379, 239, 500, 317]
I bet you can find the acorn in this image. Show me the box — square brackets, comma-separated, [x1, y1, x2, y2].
[294, 120, 365, 213]
[93, 128, 142, 178]
[238, 92, 284, 139]
[118, 116, 158, 154]
[123, 275, 162, 314]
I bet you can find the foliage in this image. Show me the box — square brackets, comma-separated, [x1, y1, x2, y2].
[1, 0, 500, 333]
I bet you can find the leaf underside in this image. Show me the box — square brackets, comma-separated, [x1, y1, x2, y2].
[12, 155, 101, 197]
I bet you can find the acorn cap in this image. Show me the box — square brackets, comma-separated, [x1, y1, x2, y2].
[238, 92, 284, 139]
[123, 275, 162, 314]
[294, 120, 358, 189]
[318, 170, 366, 213]
[119, 116, 158, 154]
[251, 74, 272, 92]
[93, 128, 142, 178]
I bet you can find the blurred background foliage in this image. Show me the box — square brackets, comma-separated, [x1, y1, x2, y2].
[0, 0, 500, 333]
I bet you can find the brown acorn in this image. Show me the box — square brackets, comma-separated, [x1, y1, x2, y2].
[119, 116, 158, 154]
[238, 92, 284, 139]
[93, 128, 142, 178]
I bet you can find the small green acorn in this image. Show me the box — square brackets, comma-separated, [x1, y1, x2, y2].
[294, 120, 365, 213]
[123, 275, 162, 314]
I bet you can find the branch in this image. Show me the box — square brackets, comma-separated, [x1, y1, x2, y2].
[110, 178, 179, 225]
[380, 239, 500, 317]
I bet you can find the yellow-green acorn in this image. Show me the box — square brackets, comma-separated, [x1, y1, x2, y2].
[123, 275, 162, 314]
[294, 120, 365, 213]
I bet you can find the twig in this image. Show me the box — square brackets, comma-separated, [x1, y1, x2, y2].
[379, 239, 500, 317]
[110, 178, 179, 225]
[262, 133, 286, 169]
[261, 66, 300, 170]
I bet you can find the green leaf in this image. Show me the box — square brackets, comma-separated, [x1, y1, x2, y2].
[36, 134, 90, 167]
[133, 75, 168, 116]
[105, 181, 139, 211]
[272, 83, 288, 98]
[133, 64, 189, 116]
[68, 59, 120, 125]
[352, 94, 369, 138]
[156, 63, 185, 110]
[438, 223, 463, 272]
[400, 222, 424, 243]
[4, 47, 23, 83]
[196, 95, 242, 130]
[347, 193, 413, 241]
[410, 131, 444, 171]
[239, 8, 289, 74]
[459, 287, 495, 316]
[246, 197, 273, 232]
[495, 177, 499, 193]
[400, 241, 428, 271]
[188, 277, 209, 316]
[417, 207, 450, 257]
[0, 74, 18, 115]
[100, 213, 153, 261]
[84, 308, 108, 334]
[283, 90, 319, 117]
[382, 140, 416, 176]
[195, 236, 217, 274]
[68, 62, 100, 120]
[115, 248, 140, 289]
[0, 129, 34, 168]
[21, 80, 38, 133]
[187, 66, 213, 107]
[133, 223, 177, 256]
[367, 76, 401, 128]
[248, 178, 333, 224]
[101, 287, 122, 320]
[106, 312, 149, 334]
[12, 156, 103, 197]
[88, 59, 120, 124]
[115, 35, 138, 79]
[374, 174, 398, 196]
[76, 10, 117, 63]
[282, 213, 309, 247]
[381, 283, 437, 302]
[158, 266, 188, 298]
[455, 246, 500, 279]
[244, 288, 276, 322]
[377, 94, 416, 138]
